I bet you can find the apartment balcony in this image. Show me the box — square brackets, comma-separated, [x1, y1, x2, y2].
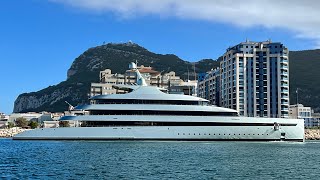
[280, 59, 288, 64]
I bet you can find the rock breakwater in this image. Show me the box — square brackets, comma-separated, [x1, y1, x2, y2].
[0, 128, 26, 138]
[305, 129, 320, 140]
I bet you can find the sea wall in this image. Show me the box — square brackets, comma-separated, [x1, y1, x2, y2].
[305, 129, 320, 140]
[0, 128, 26, 138]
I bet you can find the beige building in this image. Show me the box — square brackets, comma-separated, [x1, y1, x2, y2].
[91, 69, 127, 97]
[0, 113, 9, 121]
[288, 104, 320, 128]
[289, 104, 312, 119]
[90, 65, 184, 97]
[8, 112, 64, 124]
[170, 80, 198, 96]
[9, 112, 42, 123]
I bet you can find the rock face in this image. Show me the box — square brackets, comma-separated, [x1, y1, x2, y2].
[289, 50, 320, 112]
[14, 84, 87, 113]
[13, 42, 219, 113]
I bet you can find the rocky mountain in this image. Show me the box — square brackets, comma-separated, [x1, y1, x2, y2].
[13, 42, 320, 113]
[13, 42, 219, 113]
[289, 49, 320, 112]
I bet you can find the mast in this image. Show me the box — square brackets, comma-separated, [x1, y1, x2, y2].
[129, 62, 147, 86]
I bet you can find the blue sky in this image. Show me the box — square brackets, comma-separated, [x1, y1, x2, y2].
[0, 0, 319, 114]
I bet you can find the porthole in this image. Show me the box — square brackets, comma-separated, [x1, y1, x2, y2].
[183, 133, 185, 135]
[234, 134, 236, 135]
[214, 134, 216, 135]
[219, 134, 220, 135]
[189, 133, 191, 135]
[267, 134, 269, 135]
[199, 133, 201, 135]
[258, 134, 260, 135]
[178, 133, 180, 135]
[229, 134, 231, 135]
[209, 134, 211, 135]
[224, 134, 226, 135]
[239, 134, 241, 135]
[253, 134, 255, 135]
[204, 133, 206, 135]
[194, 133, 196, 135]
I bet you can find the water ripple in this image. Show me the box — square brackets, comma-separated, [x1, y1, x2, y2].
[0, 139, 320, 179]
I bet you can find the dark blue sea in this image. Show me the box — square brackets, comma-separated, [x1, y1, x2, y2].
[1, 139, 320, 179]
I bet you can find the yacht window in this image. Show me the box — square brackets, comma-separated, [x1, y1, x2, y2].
[94, 99, 208, 106]
[90, 110, 239, 116]
[80, 121, 294, 127]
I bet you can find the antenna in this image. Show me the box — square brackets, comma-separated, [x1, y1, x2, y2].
[296, 88, 299, 105]
[65, 101, 74, 111]
[193, 63, 196, 81]
[187, 65, 190, 81]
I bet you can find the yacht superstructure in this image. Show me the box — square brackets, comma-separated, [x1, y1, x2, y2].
[14, 63, 304, 141]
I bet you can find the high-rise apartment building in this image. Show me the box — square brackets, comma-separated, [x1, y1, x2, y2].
[197, 68, 220, 105]
[220, 40, 289, 118]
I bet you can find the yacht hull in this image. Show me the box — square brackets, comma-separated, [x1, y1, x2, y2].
[13, 123, 304, 142]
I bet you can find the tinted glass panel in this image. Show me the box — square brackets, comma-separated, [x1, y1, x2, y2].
[90, 110, 238, 116]
[80, 121, 297, 127]
[95, 99, 207, 105]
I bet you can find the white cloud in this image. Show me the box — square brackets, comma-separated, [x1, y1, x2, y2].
[51, 0, 320, 47]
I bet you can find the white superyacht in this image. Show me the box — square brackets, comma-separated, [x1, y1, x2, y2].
[14, 63, 304, 141]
